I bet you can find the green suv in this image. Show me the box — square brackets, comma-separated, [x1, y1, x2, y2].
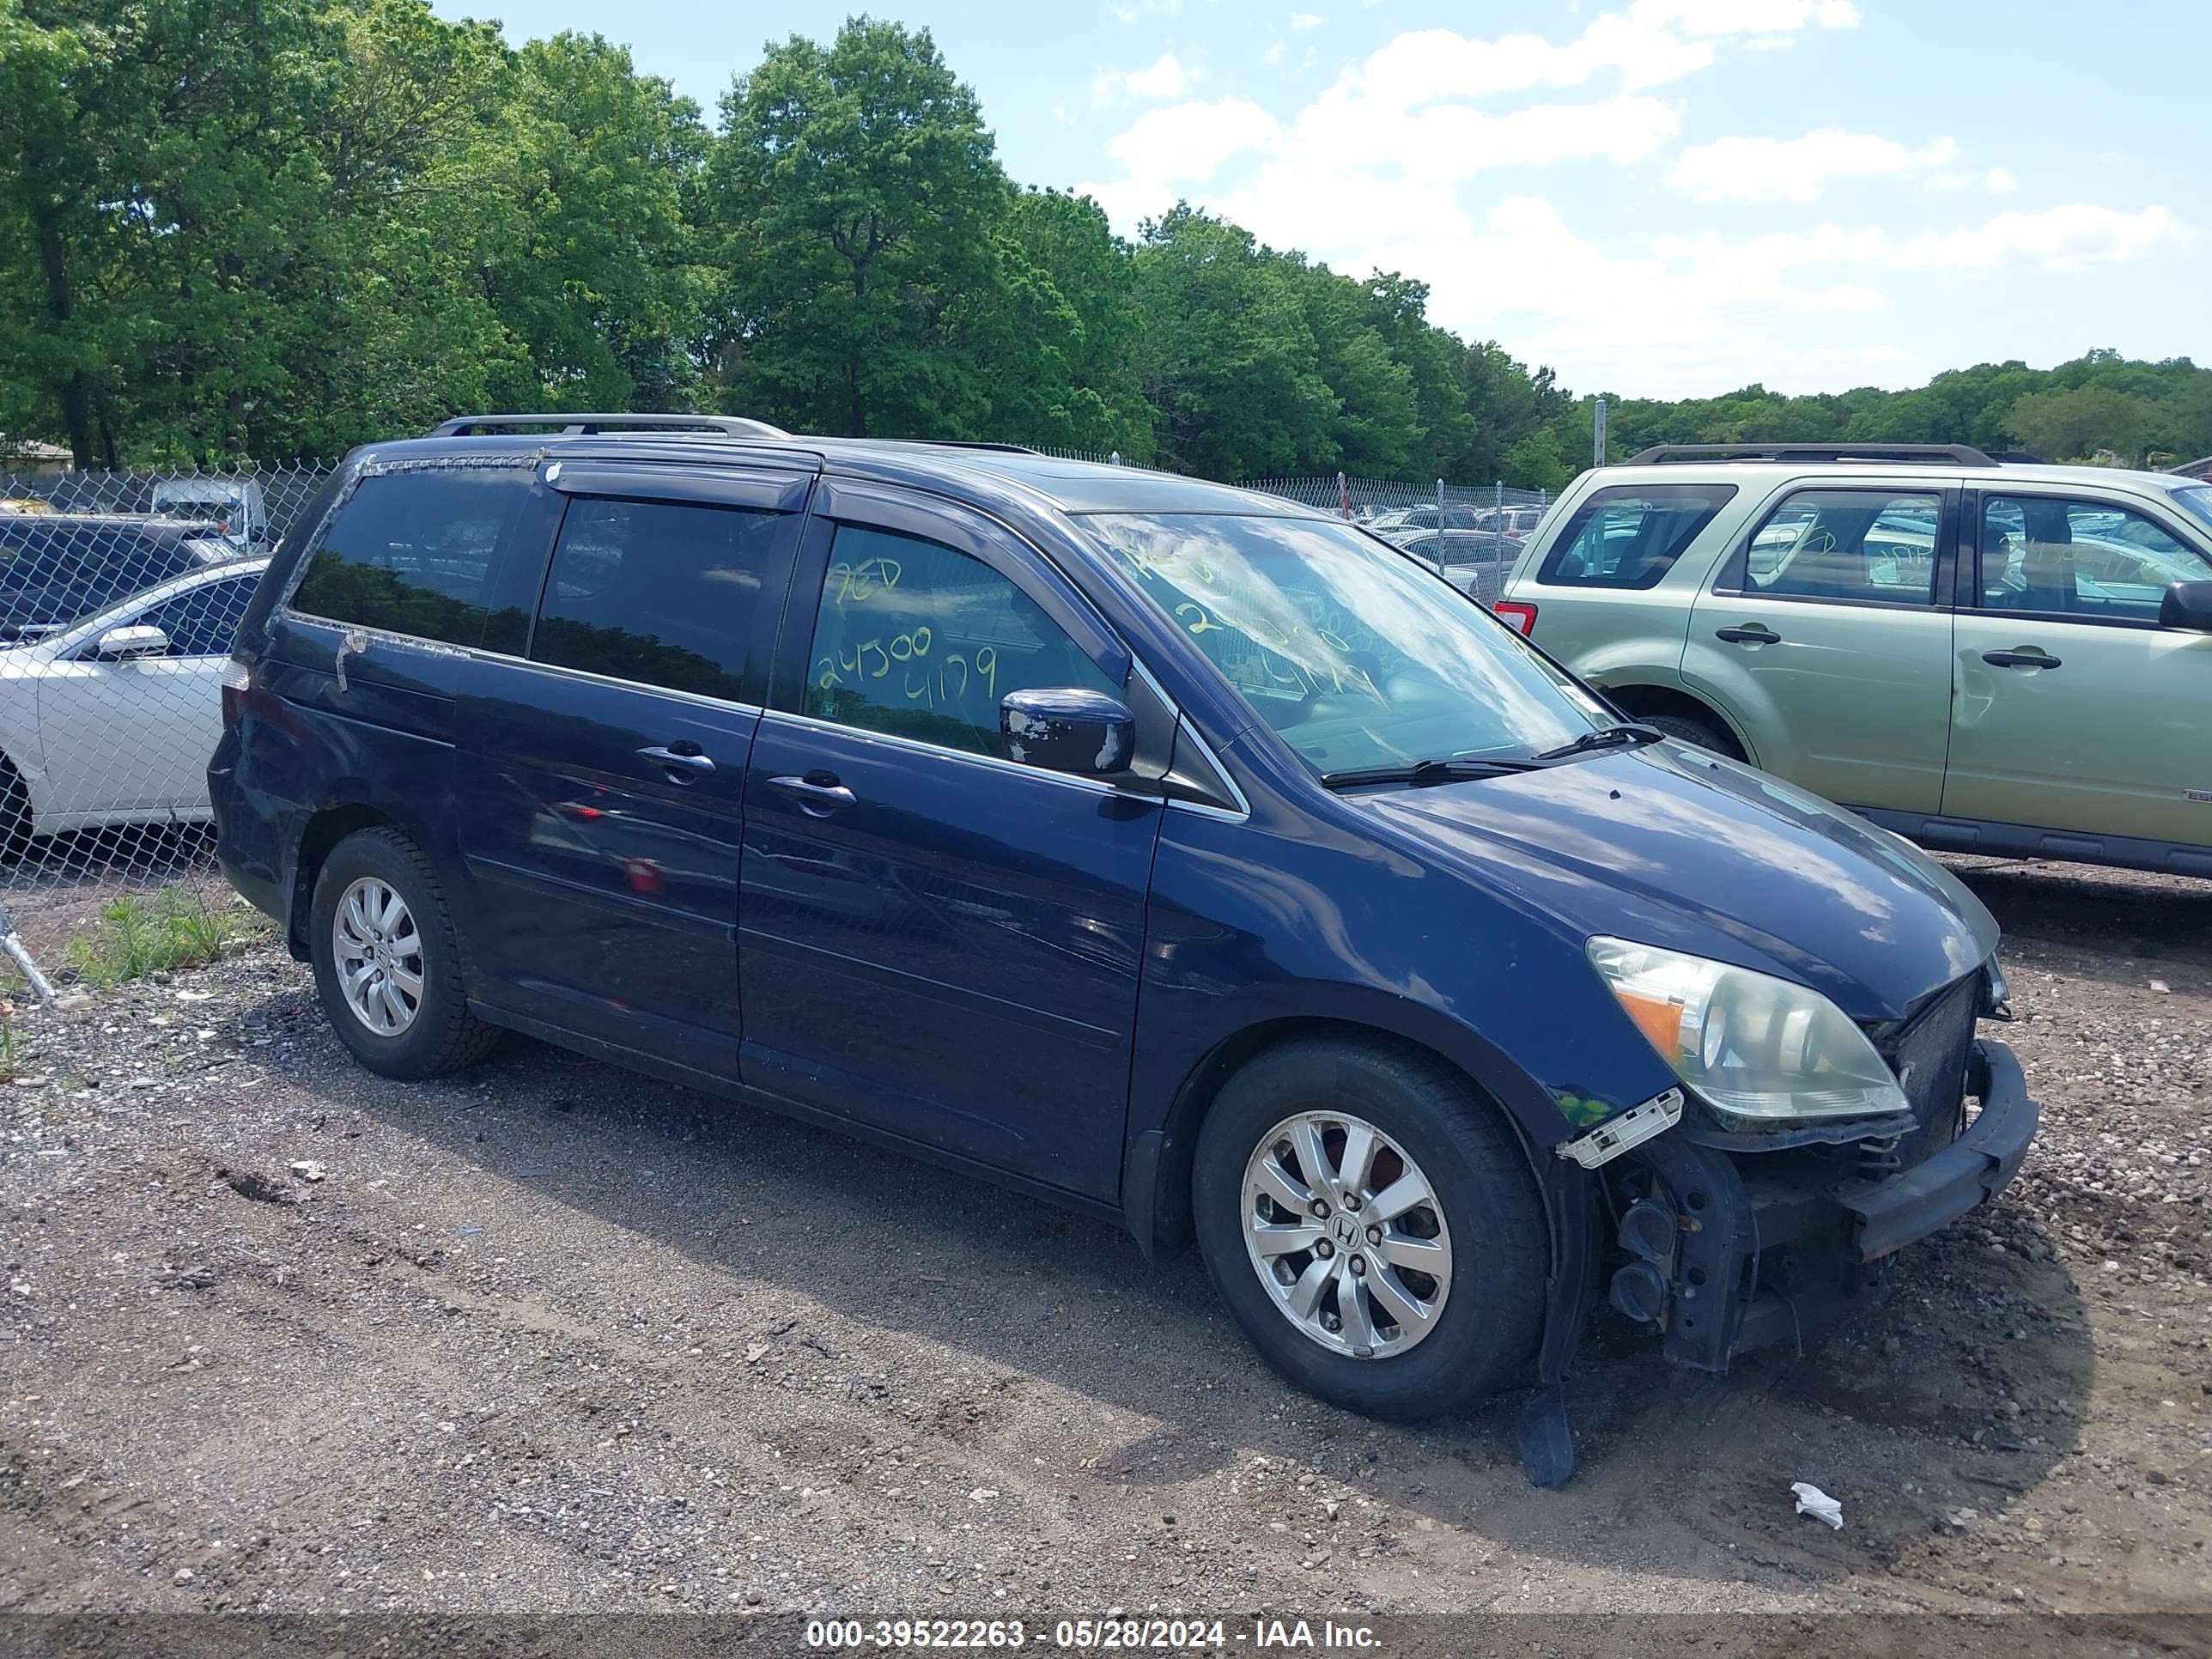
[1494, 443, 2212, 878]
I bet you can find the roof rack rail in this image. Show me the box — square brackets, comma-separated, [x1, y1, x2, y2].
[1624, 442, 2002, 467]
[428, 413, 791, 440]
[900, 439, 1038, 455]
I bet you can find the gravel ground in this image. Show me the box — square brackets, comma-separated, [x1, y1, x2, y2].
[0, 856, 2207, 1638]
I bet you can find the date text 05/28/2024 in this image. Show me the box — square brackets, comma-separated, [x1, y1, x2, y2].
[805, 1618, 1382, 1650]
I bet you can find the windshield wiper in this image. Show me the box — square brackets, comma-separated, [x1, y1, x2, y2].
[1321, 756, 1543, 790]
[1531, 721, 1666, 763]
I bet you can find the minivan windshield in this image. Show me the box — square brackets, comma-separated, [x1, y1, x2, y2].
[1086, 513, 1607, 778]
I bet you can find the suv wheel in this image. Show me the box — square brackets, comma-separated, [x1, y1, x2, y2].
[310, 827, 500, 1079]
[1643, 713, 1741, 758]
[1192, 1040, 1547, 1420]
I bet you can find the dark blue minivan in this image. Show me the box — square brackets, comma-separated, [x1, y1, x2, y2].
[210, 417, 2036, 1481]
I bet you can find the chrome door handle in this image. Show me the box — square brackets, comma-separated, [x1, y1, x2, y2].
[1715, 624, 1780, 645]
[638, 744, 715, 779]
[769, 774, 857, 815]
[1982, 649, 2062, 670]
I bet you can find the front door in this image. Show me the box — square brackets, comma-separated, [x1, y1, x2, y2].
[1943, 489, 2212, 853]
[738, 488, 1162, 1200]
[1682, 483, 1955, 812]
[458, 466, 809, 1076]
[37, 568, 261, 820]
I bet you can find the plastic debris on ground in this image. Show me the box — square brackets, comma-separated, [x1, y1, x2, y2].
[1790, 1481, 1844, 1529]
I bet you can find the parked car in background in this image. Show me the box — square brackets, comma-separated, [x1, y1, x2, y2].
[1495, 443, 2212, 878]
[1474, 504, 1547, 542]
[210, 418, 2033, 1483]
[151, 477, 270, 550]
[0, 556, 264, 856]
[0, 514, 240, 643]
[1368, 503, 1481, 542]
[1389, 529, 1519, 603]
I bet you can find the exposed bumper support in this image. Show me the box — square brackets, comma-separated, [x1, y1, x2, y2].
[1832, 1039, 2037, 1261]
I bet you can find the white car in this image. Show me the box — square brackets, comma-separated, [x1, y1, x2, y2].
[0, 558, 266, 855]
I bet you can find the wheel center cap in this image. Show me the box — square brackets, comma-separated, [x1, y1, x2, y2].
[1333, 1214, 1358, 1247]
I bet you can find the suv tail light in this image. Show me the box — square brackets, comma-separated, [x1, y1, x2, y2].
[1493, 601, 1538, 636]
[221, 655, 253, 728]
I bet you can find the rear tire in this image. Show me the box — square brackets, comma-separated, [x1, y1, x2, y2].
[309, 827, 501, 1079]
[1642, 712, 1741, 758]
[1192, 1039, 1547, 1420]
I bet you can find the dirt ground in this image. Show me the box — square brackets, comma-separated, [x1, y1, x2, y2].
[0, 855, 2206, 1647]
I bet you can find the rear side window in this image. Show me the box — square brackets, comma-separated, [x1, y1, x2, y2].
[1536, 483, 1735, 590]
[529, 498, 777, 702]
[289, 469, 560, 651]
[1735, 489, 1942, 605]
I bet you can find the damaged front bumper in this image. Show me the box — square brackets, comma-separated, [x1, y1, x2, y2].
[1610, 1036, 2038, 1375]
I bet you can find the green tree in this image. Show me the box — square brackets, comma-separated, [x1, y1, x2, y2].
[2005, 383, 2154, 464]
[490, 33, 714, 412]
[1131, 205, 1334, 478]
[976, 188, 1152, 456]
[704, 17, 1009, 437]
[1501, 426, 1571, 493]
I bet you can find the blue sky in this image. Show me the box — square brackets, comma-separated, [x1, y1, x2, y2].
[432, 0, 2209, 400]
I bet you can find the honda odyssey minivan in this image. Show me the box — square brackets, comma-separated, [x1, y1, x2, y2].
[210, 416, 2037, 1484]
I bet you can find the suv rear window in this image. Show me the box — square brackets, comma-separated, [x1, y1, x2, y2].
[289, 469, 560, 651]
[1536, 483, 1736, 590]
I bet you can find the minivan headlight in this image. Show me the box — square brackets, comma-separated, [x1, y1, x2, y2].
[1587, 937, 1908, 1123]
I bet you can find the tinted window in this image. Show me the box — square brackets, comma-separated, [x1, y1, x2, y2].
[1739, 489, 1941, 605]
[138, 574, 260, 657]
[805, 526, 1116, 757]
[531, 498, 775, 702]
[1979, 495, 2212, 623]
[0, 526, 195, 635]
[1537, 483, 1735, 590]
[290, 469, 558, 651]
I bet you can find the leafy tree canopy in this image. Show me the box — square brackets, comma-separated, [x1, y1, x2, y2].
[3, 8, 2204, 490]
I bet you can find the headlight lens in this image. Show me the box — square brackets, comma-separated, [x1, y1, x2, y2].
[1587, 936, 1909, 1122]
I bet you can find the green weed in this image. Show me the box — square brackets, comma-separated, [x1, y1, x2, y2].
[65, 888, 267, 989]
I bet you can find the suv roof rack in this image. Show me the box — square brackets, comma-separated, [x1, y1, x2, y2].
[1624, 442, 2007, 468]
[428, 413, 791, 440]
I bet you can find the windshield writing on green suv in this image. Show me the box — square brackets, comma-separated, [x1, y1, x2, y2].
[1085, 513, 1607, 778]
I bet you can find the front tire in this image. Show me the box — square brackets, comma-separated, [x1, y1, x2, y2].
[309, 826, 500, 1079]
[1642, 712, 1741, 758]
[1192, 1040, 1547, 1420]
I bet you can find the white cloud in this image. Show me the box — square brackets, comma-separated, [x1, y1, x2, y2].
[1093, 52, 1202, 106]
[1092, 96, 1273, 194]
[1891, 204, 2180, 270]
[1075, 6, 2179, 395]
[1290, 11, 1325, 27]
[1669, 129, 1959, 204]
[1985, 166, 2019, 195]
[1109, 0, 1181, 21]
[1261, 40, 1285, 64]
[1629, 0, 1859, 32]
[1348, 20, 1714, 101]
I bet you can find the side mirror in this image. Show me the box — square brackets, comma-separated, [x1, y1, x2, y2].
[1000, 687, 1135, 778]
[2160, 580, 2212, 633]
[95, 624, 168, 660]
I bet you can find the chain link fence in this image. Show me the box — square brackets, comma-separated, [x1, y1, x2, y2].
[0, 452, 1549, 990]
[0, 464, 336, 984]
